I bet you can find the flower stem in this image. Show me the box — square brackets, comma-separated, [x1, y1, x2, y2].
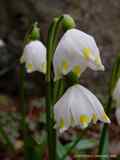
[19, 63, 28, 159]
[98, 96, 112, 158]
[46, 19, 58, 160]
[19, 64, 26, 129]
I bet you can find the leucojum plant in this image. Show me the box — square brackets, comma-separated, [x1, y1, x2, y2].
[17, 14, 120, 159]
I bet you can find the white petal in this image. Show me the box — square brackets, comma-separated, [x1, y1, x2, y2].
[21, 40, 46, 74]
[54, 89, 72, 132]
[115, 107, 120, 125]
[66, 86, 92, 127]
[113, 78, 120, 106]
[53, 29, 104, 80]
[75, 85, 110, 123]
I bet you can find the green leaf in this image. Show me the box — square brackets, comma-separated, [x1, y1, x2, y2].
[57, 142, 70, 160]
[73, 139, 97, 150]
[58, 138, 96, 160]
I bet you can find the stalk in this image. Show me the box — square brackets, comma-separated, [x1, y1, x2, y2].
[19, 63, 29, 159]
[46, 20, 58, 160]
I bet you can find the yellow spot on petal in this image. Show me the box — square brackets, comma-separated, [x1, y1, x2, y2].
[72, 65, 81, 77]
[60, 118, 65, 129]
[83, 48, 91, 60]
[62, 60, 69, 74]
[79, 115, 90, 128]
[102, 113, 110, 123]
[27, 63, 33, 71]
[41, 62, 46, 73]
[92, 114, 97, 123]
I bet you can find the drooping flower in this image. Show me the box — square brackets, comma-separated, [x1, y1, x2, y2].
[20, 40, 46, 73]
[54, 84, 110, 133]
[53, 29, 104, 80]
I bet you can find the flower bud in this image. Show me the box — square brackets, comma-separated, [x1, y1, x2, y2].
[30, 22, 40, 40]
[63, 14, 76, 30]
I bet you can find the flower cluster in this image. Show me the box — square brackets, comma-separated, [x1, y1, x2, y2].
[20, 29, 110, 133]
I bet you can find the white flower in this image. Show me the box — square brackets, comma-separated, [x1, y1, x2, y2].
[20, 40, 46, 73]
[53, 29, 104, 80]
[54, 84, 110, 133]
[113, 78, 120, 107]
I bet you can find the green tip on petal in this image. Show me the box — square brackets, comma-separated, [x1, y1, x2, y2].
[63, 14, 76, 30]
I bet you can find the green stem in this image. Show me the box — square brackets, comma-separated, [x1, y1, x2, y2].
[53, 16, 65, 104]
[46, 19, 58, 81]
[98, 96, 112, 158]
[19, 64, 26, 127]
[19, 64, 28, 159]
[46, 20, 58, 160]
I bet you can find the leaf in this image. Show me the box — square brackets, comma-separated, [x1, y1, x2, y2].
[74, 139, 97, 150]
[57, 142, 70, 160]
[57, 138, 97, 160]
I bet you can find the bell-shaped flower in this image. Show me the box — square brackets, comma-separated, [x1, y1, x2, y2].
[53, 29, 104, 80]
[20, 40, 46, 73]
[113, 78, 120, 107]
[54, 84, 110, 133]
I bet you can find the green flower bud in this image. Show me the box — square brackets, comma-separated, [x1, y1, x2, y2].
[63, 14, 76, 30]
[30, 22, 40, 40]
